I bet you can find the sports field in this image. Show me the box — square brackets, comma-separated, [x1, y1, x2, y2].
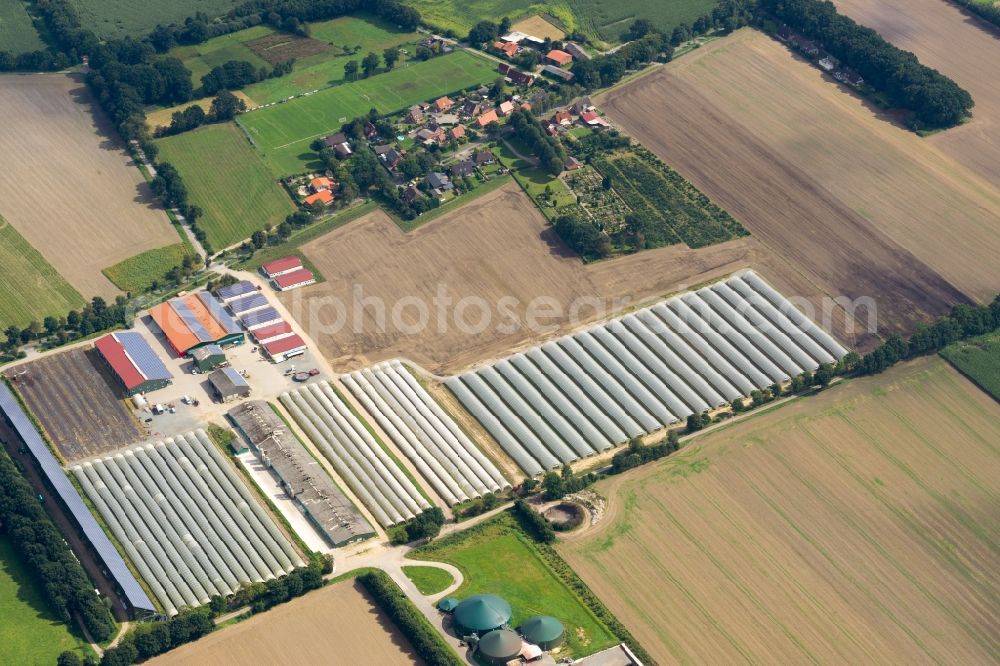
[148, 579, 422, 665]
[0, 0, 45, 53]
[69, 0, 241, 38]
[239, 50, 497, 175]
[600, 29, 1000, 339]
[940, 330, 1000, 401]
[0, 216, 84, 330]
[0, 534, 89, 664]
[560, 357, 1000, 664]
[413, 514, 618, 657]
[155, 123, 296, 249]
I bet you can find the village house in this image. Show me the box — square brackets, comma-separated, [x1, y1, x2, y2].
[379, 147, 403, 169]
[407, 105, 424, 123]
[579, 110, 610, 128]
[493, 41, 519, 58]
[304, 189, 334, 206]
[450, 159, 475, 178]
[565, 156, 582, 170]
[571, 97, 594, 116]
[403, 185, 421, 204]
[309, 176, 335, 193]
[426, 171, 453, 195]
[497, 63, 535, 86]
[448, 125, 465, 141]
[323, 131, 352, 158]
[497, 100, 515, 116]
[476, 109, 499, 128]
[473, 150, 495, 166]
[553, 110, 572, 126]
[545, 49, 573, 67]
[432, 96, 454, 112]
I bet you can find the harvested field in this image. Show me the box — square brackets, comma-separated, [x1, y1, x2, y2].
[145, 92, 254, 132]
[6, 348, 143, 462]
[834, 0, 1000, 190]
[560, 357, 1000, 664]
[510, 14, 565, 39]
[149, 578, 423, 665]
[245, 33, 331, 64]
[285, 182, 824, 374]
[0, 74, 178, 299]
[599, 29, 1000, 331]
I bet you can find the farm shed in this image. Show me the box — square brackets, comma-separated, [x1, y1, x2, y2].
[241, 307, 282, 331]
[228, 401, 375, 547]
[228, 292, 270, 316]
[447, 270, 849, 476]
[261, 256, 302, 279]
[209, 367, 251, 402]
[544, 49, 572, 66]
[262, 334, 307, 362]
[478, 629, 523, 665]
[540, 65, 574, 82]
[520, 616, 565, 650]
[342, 361, 508, 507]
[280, 381, 431, 527]
[251, 321, 294, 345]
[94, 332, 173, 396]
[217, 280, 257, 303]
[149, 292, 244, 357]
[0, 383, 157, 618]
[273, 268, 316, 291]
[453, 594, 512, 636]
[72, 431, 304, 616]
[191, 344, 226, 373]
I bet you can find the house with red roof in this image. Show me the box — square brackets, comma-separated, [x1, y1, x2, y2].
[497, 100, 514, 116]
[476, 109, 499, 128]
[545, 49, 573, 66]
[432, 96, 454, 112]
[304, 189, 334, 206]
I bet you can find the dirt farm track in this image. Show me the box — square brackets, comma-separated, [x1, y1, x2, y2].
[598, 29, 1000, 332]
[149, 579, 422, 665]
[0, 74, 178, 299]
[284, 182, 840, 375]
[560, 357, 1000, 664]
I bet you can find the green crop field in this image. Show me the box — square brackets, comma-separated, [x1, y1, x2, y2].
[0, 534, 89, 663]
[941, 331, 1000, 401]
[402, 0, 573, 39]
[0, 217, 84, 330]
[102, 243, 191, 293]
[402, 565, 454, 595]
[155, 123, 296, 249]
[69, 0, 242, 39]
[412, 513, 618, 657]
[0, 0, 46, 54]
[239, 50, 498, 175]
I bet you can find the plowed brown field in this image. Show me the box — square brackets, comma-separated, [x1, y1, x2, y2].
[598, 29, 1000, 329]
[285, 182, 843, 374]
[149, 579, 422, 665]
[834, 0, 1000, 189]
[560, 357, 1000, 664]
[0, 74, 177, 299]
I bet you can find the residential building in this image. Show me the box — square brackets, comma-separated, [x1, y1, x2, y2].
[426, 172, 453, 192]
[304, 189, 334, 206]
[476, 109, 499, 128]
[545, 49, 573, 67]
[450, 160, 475, 178]
[497, 100, 514, 116]
[433, 96, 454, 112]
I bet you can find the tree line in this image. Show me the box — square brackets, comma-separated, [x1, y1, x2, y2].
[761, 0, 974, 128]
[389, 507, 446, 545]
[0, 446, 116, 642]
[946, 0, 1000, 31]
[507, 108, 569, 175]
[1, 295, 130, 362]
[358, 570, 463, 666]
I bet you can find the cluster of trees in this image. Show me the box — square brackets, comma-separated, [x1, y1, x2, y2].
[389, 507, 445, 545]
[452, 491, 501, 520]
[201, 58, 292, 95]
[359, 570, 462, 666]
[761, 0, 974, 128]
[243, 210, 314, 255]
[98, 609, 213, 666]
[467, 17, 512, 44]
[552, 212, 609, 261]
[343, 50, 382, 80]
[512, 499, 555, 543]
[154, 90, 247, 137]
[541, 464, 598, 501]
[0, 448, 116, 642]
[507, 108, 568, 175]
[571, 32, 670, 89]
[2, 296, 130, 353]
[856, 297, 1000, 375]
[948, 0, 1000, 30]
[610, 431, 681, 474]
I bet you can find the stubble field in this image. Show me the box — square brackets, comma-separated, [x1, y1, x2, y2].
[598, 29, 1000, 335]
[149, 579, 422, 665]
[833, 0, 1000, 190]
[286, 182, 808, 374]
[560, 357, 1000, 664]
[0, 74, 178, 300]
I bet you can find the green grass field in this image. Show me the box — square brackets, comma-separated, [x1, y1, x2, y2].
[402, 0, 573, 38]
[940, 331, 1000, 401]
[102, 243, 191, 293]
[69, 0, 242, 38]
[168, 25, 272, 87]
[402, 565, 454, 595]
[0, 217, 84, 330]
[0, 0, 46, 54]
[0, 534, 89, 664]
[412, 514, 618, 657]
[238, 50, 498, 175]
[155, 123, 296, 249]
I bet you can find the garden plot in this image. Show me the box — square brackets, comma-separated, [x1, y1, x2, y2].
[563, 166, 630, 232]
[280, 382, 430, 526]
[342, 360, 509, 506]
[72, 430, 303, 616]
[448, 270, 848, 475]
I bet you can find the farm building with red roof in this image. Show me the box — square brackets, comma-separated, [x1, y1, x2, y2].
[261, 256, 303, 278]
[273, 268, 316, 291]
[545, 49, 573, 66]
[262, 334, 307, 362]
[94, 332, 173, 396]
[251, 321, 294, 344]
[148, 292, 244, 357]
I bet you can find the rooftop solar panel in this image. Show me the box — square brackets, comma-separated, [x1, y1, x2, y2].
[228, 293, 269, 315]
[171, 298, 213, 343]
[216, 281, 256, 302]
[0, 383, 156, 613]
[241, 307, 281, 328]
[115, 332, 172, 382]
[196, 292, 242, 335]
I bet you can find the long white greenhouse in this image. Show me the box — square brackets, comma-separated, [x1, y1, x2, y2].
[72, 430, 303, 616]
[342, 361, 509, 506]
[280, 381, 431, 527]
[447, 270, 849, 475]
